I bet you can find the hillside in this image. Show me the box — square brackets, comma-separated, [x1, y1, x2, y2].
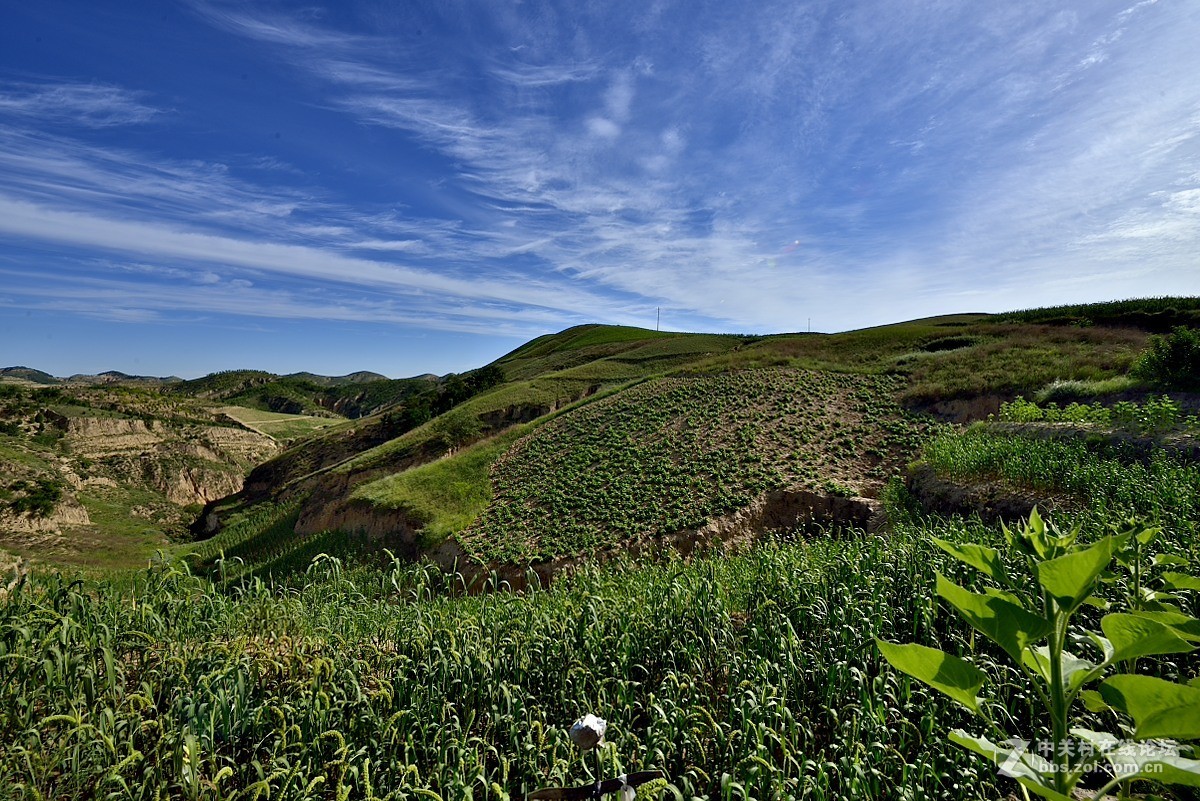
[0, 383, 287, 569]
[5, 299, 1200, 801]
[169, 369, 437, 419]
[185, 301, 1180, 579]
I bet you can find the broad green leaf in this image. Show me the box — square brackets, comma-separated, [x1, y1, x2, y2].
[1099, 674, 1200, 739]
[982, 586, 1027, 607]
[1073, 729, 1200, 788]
[937, 573, 1050, 662]
[1135, 526, 1160, 546]
[948, 731, 1071, 801]
[876, 639, 985, 713]
[932, 538, 1008, 584]
[1022, 647, 1050, 682]
[1026, 507, 1054, 559]
[1154, 554, 1190, 567]
[1087, 632, 1115, 665]
[1080, 690, 1110, 713]
[1132, 610, 1200, 642]
[1163, 572, 1200, 592]
[1102, 613, 1196, 664]
[1036, 537, 1113, 613]
[1021, 647, 1097, 693]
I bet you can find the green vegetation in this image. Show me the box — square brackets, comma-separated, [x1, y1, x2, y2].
[997, 395, 1197, 435]
[6, 302, 1200, 800]
[459, 369, 933, 563]
[184, 499, 306, 572]
[6, 477, 62, 518]
[219, 406, 343, 443]
[996, 296, 1200, 330]
[1133, 326, 1200, 389]
[880, 511, 1200, 800]
[925, 426, 1200, 537]
[900, 325, 1145, 403]
[2, 518, 1015, 801]
[354, 428, 528, 545]
[429, 408, 483, 451]
[175, 369, 435, 419]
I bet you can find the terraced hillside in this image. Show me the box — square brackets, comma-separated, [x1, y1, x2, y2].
[189, 302, 1185, 578]
[0, 383, 281, 569]
[6, 300, 1200, 801]
[453, 369, 931, 562]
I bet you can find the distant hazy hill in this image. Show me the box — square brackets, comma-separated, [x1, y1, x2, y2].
[1, 367, 183, 386]
[67, 370, 183, 385]
[285, 371, 390, 386]
[0, 366, 59, 384]
[172, 369, 436, 419]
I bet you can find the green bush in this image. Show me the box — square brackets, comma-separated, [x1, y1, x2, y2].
[430, 409, 482, 451]
[8, 478, 63, 518]
[1132, 326, 1200, 389]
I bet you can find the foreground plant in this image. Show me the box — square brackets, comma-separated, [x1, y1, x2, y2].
[878, 509, 1200, 800]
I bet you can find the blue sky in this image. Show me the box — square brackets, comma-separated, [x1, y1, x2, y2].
[1, 1, 1198, 378]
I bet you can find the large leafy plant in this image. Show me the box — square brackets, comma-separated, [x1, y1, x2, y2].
[878, 510, 1200, 800]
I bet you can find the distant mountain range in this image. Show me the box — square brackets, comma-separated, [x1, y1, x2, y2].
[0, 366, 395, 387]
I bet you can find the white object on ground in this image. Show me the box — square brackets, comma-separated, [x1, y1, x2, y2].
[569, 714, 607, 750]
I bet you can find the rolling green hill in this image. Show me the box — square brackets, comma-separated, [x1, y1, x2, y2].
[183, 299, 1189, 579]
[6, 298, 1200, 801]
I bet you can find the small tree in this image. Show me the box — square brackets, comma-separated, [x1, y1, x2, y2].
[430, 409, 481, 453]
[1132, 326, 1200, 389]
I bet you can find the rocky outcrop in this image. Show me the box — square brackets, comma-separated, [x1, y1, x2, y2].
[59, 417, 164, 455]
[137, 459, 245, 506]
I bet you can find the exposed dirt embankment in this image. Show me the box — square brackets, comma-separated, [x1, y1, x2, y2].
[56, 417, 278, 507]
[243, 414, 413, 497]
[291, 441, 443, 536]
[57, 416, 277, 465]
[295, 497, 425, 554]
[432, 487, 884, 591]
[138, 460, 245, 506]
[60, 417, 164, 454]
[0, 498, 91, 535]
[910, 394, 1008, 423]
[905, 463, 1068, 523]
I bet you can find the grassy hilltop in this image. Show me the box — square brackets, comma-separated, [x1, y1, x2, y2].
[3, 298, 1200, 800]
[185, 305, 1169, 577]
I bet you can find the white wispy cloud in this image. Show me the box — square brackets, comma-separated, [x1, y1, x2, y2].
[0, 194, 650, 326]
[6, 0, 1199, 343]
[0, 81, 161, 128]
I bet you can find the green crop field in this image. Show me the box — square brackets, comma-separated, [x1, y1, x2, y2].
[1, 513, 1013, 801]
[458, 369, 934, 562]
[4, 304, 1200, 800]
[220, 406, 343, 443]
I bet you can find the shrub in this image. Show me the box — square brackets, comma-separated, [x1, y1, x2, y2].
[8, 478, 63, 518]
[430, 409, 482, 452]
[1132, 326, 1200, 389]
